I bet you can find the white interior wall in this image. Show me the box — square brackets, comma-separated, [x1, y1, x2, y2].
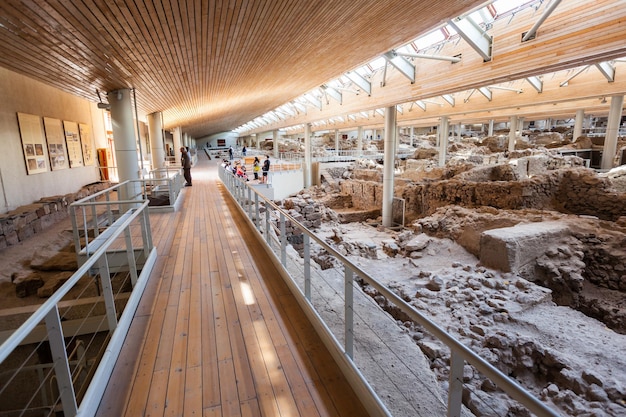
[197, 131, 238, 148]
[0, 67, 106, 213]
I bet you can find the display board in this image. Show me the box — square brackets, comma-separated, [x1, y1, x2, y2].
[79, 123, 95, 166]
[17, 112, 48, 175]
[43, 117, 69, 171]
[63, 120, 84, 167]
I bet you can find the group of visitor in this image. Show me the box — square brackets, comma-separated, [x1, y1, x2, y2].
[221, 154, 270, 183]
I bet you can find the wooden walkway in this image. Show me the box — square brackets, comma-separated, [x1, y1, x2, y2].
[95, 153, 370, 417]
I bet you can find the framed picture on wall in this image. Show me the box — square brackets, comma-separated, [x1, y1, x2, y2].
[43, 117, 69, 170]
[79, 123, 95, 166]
[17, 112, 49, 175]
[63, 120, 84, 167]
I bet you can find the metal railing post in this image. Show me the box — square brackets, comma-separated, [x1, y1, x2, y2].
[448, 351, 464, 417]
[344, 268, 354, 359]
[265, 209, 271, 246]
[45, 306, 78, 417]
[304, 234, 311, 301]
[124, 226, 138, 286]
[247, 186, 252, 218]
[280, 212, 287, 266]
[97, 256, 118, 332]
[254, 193, 260, 231]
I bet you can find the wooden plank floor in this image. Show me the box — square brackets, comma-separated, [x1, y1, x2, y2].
[95, 152, 370, 417]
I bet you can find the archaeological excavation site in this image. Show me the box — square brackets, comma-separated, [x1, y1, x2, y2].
[2, 1, 625, 416]
[1, 124, 625, 417]
[263, 126, 626, 417]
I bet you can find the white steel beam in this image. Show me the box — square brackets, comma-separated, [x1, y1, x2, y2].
[477, 87, 492, 101]
[442, 94, 455, 107]
[596, 61, 615, 82]
[383, 51, 416, 83]
[447, 16, 492, 61]
[526, 76, 543, 93]
[396, 52, 462, 63]
[521, 0, 563, 42]
[345, 71, 372, 96]
[322, 85, 343, 104]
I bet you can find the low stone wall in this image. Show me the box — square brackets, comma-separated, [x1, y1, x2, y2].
[276, 195, 324, 253]
[556, 169, 626, 220]
[339, 168, 626, 222]
[0, 182, 111, 250]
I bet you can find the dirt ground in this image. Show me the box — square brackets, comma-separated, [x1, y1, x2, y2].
[0, 215, 76, 309]
[312, 217, 626, 416]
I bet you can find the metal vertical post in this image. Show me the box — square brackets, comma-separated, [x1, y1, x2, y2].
[304, 234, 311, 301]
[344, 268, 354, 359]
[125, 226, 138, 286]
[280, 212, 286, 266]
[254, 193, 260, 231]
[448, 351, 464, 417]
[247, 186, 252, 218]
[98, 255, 118, 332]
[265, 209, 271, 246]
[45, 306, 78, 417]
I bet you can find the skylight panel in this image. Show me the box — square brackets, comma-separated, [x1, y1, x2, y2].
[369, 57, 386, 70]
[469, 10, 485, 24]
[413, 30, 446, 50]
[355, 66, 372, 77]
[492, 0, 534, 15]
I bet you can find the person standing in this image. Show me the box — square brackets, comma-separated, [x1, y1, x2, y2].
[180, 146, 192, 186]
[253, 156, 260, 180]
[228, 146, 234, 160]
[242, 146, 247, 156]
[261, 155, 270, 184]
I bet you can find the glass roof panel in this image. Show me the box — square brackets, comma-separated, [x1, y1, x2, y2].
[369, 57, 386, 70]
[414, 29, 446, 50]
[492, 0, 534, 15]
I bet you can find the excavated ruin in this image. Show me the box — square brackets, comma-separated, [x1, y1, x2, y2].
[274, 129, 626, 416]
[2, 128, 625, 416]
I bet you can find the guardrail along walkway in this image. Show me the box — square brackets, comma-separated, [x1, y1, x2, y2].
[95, 153, 370, 417]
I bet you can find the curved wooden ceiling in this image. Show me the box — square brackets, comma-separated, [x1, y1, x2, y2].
[0, 0, 487, 138]
[247, 0, 626, 135]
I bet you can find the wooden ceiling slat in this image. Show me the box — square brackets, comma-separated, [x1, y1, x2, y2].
[1, 0, 623, 137]
[0, 8, 106, 93]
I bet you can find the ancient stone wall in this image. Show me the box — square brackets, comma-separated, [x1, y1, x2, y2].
[276, 195, 324, 253]
[338, 168, 626, 222]
[0, 182, 111, 250]
[556, 169, 626, 220]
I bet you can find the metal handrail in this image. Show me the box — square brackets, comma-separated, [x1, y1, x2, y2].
[0, 196, 156, 417]
[219, 167, 560, 417]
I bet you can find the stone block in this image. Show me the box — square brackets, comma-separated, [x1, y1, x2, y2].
[479, 221, 570, 275]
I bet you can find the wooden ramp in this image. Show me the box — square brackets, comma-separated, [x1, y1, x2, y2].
[95, 153, 370, 417]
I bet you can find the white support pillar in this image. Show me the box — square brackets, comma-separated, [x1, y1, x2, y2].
[109, 88, 141, 200]
[573, 109, 585, 142]
[357, 126, 363, 157]
[334, 129, 340, 153]
[273, 130, 279, 159]
[147, 112, 165, 172]
[438, 116, 449, 167]
[382, 106, 397, 228]
[488, 119, 494, 136]
[304, 123, 312, 188]
[545, 118, 552, 131]
[508, 116, 518, 153]
[601, 95, 624, 170]
[254, 133, 260, 149]
[173, 127, 182, 157]
[457, 123, 462, 142]
[410, 126, 414, 147]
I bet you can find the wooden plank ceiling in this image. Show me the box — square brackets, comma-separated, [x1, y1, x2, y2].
[0, 0, 486, 138]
